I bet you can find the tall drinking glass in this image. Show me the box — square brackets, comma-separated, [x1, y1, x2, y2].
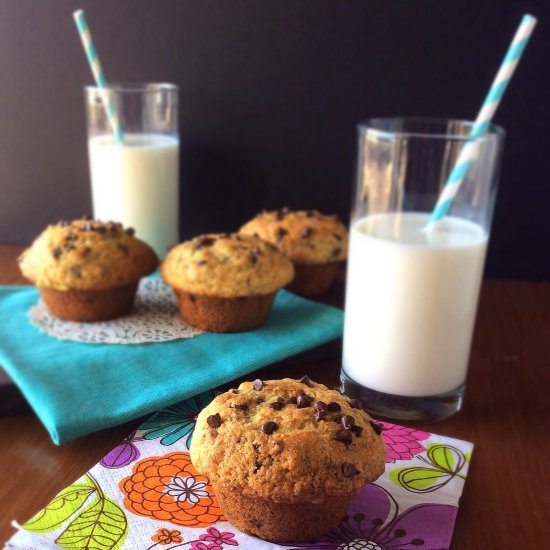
[85, 83, 179, 258]
[341, 118, 505, 422]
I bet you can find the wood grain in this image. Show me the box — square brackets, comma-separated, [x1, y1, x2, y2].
[0, 244, 548, 547]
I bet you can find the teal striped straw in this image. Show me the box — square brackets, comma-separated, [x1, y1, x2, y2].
[73, 10, 124, 144]
[428, 14, 537, 225]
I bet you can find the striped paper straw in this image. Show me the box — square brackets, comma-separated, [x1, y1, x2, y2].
[73, 10, 124, 144]
[428, 14, 537, 224]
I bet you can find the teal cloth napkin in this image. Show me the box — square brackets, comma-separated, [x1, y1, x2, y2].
[0, 285, 343, 444]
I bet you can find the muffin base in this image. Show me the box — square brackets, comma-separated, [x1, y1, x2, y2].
[173, 290, 276, 333]
[286, 262, 339, 297]
[214, 481, 353, 542]
[39, 283, 138, 322]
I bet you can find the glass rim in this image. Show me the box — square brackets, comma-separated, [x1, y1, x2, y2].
[358, 117, 505, 141]
[84, 82, 178, 94]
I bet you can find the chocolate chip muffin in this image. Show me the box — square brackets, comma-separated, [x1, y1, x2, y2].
[160, 233, 294, 332]
[190, 377, 386, 542]
[18, 218, 158, 322]
[239, 208, 348, 297]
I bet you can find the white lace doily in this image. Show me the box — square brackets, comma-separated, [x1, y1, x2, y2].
[29, 279, 204, 344]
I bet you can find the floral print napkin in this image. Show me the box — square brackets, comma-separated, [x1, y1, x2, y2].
[6, 391, 473, 550]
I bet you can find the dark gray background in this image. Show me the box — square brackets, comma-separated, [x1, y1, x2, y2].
[0, 0, 548, 279]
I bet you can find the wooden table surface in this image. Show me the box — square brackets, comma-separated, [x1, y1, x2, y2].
[0, 243, 549, 548]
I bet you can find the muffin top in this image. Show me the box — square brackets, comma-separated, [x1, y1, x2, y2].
[190, 377, 386, 503]
[18, 219, 158, 291]
[239, 208, 349, 265]
[160, 233, 295, 298]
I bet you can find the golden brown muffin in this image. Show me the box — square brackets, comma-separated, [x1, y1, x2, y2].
[160, 233, 294, 332]
[18, 218, 158, 321]
[190, 377, 386, 542]
[239, 208, 348, 297]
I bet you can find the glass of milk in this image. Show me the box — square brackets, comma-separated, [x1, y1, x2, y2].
[341, 118, 505, 422]
[84, 83, 179, 258]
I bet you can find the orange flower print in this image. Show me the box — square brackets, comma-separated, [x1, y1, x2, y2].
[120, 452, 226, 527]
[151, 528, 183, 545]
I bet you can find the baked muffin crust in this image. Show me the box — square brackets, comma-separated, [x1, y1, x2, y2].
[239, 208, 348, 265]
[191, 377, 386, 503]
[18, 219, 158, 291]
[160, 233, 294, 298]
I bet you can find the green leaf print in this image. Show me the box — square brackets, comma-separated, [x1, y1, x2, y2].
[389, 466, 447, 491]
[55, 495, 128, 550]
[390, 443, 468, 493]
[427, 444, 465, 473]
[22, 478, 96, 533]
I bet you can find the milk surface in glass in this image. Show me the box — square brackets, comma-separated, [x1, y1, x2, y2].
[342, 212, 487, 397]
[88, 133, 179, 258]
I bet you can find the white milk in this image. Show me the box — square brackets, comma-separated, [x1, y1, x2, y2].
[342, 212, 488, 397]
[88, 134, 180, 258]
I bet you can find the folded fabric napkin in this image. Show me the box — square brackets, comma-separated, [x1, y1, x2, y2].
[6, 390, 473, 550]
[0, 285, 343, 444]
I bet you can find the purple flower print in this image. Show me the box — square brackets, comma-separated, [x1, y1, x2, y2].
[100, 430, 141, 468]
[379, 422, 430, 463]
[287, 483, 457, 550]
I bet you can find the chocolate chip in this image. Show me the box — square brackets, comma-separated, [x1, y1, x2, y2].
[188, 294, 196, 303]
[95, 225, 107, 234]
[314, 410, 327, 421]
[117, 243, 129, 255]
[252, 443, 260, 453]
[82, 214, 92, 221]
[57, 219, 70, 227]
[52, 247, 62, 260]
[288, 395, 298, 405]
[341, 415, 355, 430]
[314, 401, 328, 413]
[253, 379, 263, 391]
[196, 260, 207, 266]
[327, 402, 341, 413]
[301, 226, 313, 238]
[250, 247, 260, 264]
[299, 375, 314, 387]
[256, 397, 265, 404]
[342, 462, 360, 477]
[254, 461, 262, 473]
[231, 388, 239, 394]
[275, 227, 288, 241]
[333, 414, 342, 424]
[125, 227, 135, 236]
[270, 400, 284, 411]
[349, 399, 364, 410]
[65, 232, 77, 241]
[207, 413, 222, 428]
[305, 210, 316, 218]
[335, 429, 353, 445]
[351, 425, 363, 437]
[260, 421, 278, 435]
[194, 235, 216, 250]
[233, 403, 248, 411]
[296, 394, 313, 408]
[333, 232, 343, 241]
[332, 247, 342, 257]
[63, 243, 75, 253]
[82, 223, 93, 232]
[275, 210, 284, 221]
[370, 421, 383, 435]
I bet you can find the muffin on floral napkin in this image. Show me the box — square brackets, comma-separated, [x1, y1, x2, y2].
[18, 218, 158, 322]
[160, 233, 294, 332]
[190, 376, 386, 542]
[240, 208, 348, 296]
